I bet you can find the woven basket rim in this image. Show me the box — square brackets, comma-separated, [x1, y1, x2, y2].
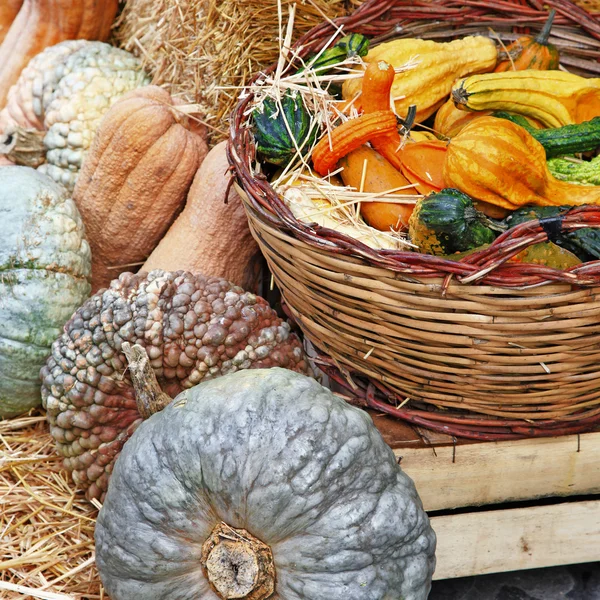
[228, 0, 600, 290]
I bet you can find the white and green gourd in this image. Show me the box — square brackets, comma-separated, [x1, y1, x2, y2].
[0, 40, 150, 191]
[0, 165, 91, 418]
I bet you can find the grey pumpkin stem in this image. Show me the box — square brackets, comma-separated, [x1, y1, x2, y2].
[0, 126, 46, 168]
[121, 342, 172, 419]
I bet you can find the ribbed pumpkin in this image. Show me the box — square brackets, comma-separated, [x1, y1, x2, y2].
[0, 165, 91, 418]
[73, 86, 209, 291]
[0, 0, 119, 108]
[0, 0, 22, 44]
[495, 10, 559, 72]
[0, 40, 150, 190]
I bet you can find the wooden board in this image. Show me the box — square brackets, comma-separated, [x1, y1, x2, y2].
[431, 499, 600, 580]
[395, 430, 600, 511]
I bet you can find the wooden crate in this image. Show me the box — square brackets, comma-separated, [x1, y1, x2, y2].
[371, 413, 600, 580]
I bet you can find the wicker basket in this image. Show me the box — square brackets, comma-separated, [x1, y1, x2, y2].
[228, 0, 600, 441]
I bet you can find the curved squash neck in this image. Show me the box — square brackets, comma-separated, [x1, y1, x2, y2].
[547, 177, 600, 206]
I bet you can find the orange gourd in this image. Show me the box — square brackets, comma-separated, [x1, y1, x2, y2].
[444, 116, 600, 210]
[433, 97, 491, 138]
[338, 145, 417, 231]
[495, 10, 559, 72]
[0, 0, 119, 108]
[311, 110, 398, 176]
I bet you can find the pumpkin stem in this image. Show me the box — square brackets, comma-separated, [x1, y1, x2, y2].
[121, 342, 173, 419]
[0, 126, 46, 168]
[201, 522, 276, 600]
[535, 9, 556, 46]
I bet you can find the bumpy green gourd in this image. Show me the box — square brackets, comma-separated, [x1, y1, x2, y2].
[0, 165, 91, 418]
[409, 188, 499, 256]
[547, 155, 600, 185]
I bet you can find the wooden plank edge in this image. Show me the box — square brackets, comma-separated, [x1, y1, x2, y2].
[431, 498, 600, 580]
[395, 430, 600, 511]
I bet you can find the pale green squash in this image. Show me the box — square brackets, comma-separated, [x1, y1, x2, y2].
[0, 165, 91, 418]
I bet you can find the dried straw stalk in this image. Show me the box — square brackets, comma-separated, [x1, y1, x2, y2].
[112, 0, 361, 144]
[0, 413, 105, 600]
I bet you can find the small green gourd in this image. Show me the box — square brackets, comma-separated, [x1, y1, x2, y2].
[503, 204, 600, 261]
[298, 33, 369, 74]
[493, 112, 600, 158]
[252, 91, 317, 167]
[547, 155, 600, 185]
[409, 188, 500, 256]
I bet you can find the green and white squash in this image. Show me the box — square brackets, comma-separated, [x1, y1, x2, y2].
[0, 165, 91, 418]
[95, 362, 436, 600]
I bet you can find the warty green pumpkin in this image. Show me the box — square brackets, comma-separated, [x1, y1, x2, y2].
[41, 269, 311, 501]
[95, 363, 436, 600]
[0, 165, 91, 418]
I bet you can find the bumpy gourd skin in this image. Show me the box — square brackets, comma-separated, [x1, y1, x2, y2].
[0, 165, 91, 418]
[0, 40, 150, 190]
[95, 368, 436, 600]
[41, 270, 311, 501]
[39, 41, 150, 190]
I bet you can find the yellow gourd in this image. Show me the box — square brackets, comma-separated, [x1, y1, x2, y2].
[342, 36, 498, 123]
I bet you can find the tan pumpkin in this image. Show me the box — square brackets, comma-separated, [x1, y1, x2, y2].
[73, 86, 209, 291]
[0, 0, 119, 108]
[143, 141, 263, 293]
[0, 0, 22, 44]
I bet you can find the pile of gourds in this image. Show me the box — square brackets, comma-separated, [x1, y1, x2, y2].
[253, 11, 600, 268]
[0, 5, 438, 600]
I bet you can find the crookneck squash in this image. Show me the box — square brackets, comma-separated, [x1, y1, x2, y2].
[342, 36, 498, 123]
[95, 364, 436, 600]
[0, 0, 119, 108]
[452, 70, 600, 128]
[73, 86, 209, 292]
[0, 40, 150, 190]
[0, 165, 91, 418]
[41, 269, 311, 501]
[443, 116, 600, 209]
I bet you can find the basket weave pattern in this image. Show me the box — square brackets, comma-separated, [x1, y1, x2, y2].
[229, 0, 600, 439]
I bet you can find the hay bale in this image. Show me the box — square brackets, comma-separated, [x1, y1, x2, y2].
[112, 0, 361, 143]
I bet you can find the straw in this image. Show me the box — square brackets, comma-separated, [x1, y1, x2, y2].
[112, 0, 361, 144]
[0, 413, 104, 599]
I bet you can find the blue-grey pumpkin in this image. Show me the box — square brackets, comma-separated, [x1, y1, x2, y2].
[0, 165, 91, 418]
[95, 366, 436, 600]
